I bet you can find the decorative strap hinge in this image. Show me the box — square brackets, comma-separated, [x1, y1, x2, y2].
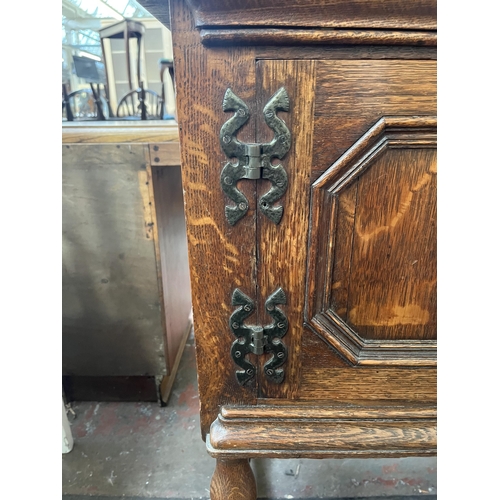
[220, 87, 291, 226]
[229, 287, 288, 385]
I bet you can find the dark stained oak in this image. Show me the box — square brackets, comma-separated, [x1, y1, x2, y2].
[166, 0, 437, 495]
[298, 367, 436, 401]
[254, 45, 437, 61]
[210, 459, 257, 500]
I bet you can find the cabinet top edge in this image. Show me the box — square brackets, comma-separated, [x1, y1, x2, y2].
[180, 0, 437, 31]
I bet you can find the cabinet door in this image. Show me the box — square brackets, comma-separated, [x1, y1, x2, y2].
[255, 59, 436, 401]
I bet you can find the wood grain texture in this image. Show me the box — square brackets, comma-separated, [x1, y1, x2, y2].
[305, 116, 437, 365]
[255, 60, 316, 399]
[330, 183, 358, 321]
[298, 366, 436, 401]
[62, 121, 179, 144]
[208, 402, 436, 458]
[346, 148, 437, 340]
[201, 29, 437, 47]
[301, 326, 351, 368]
[187, 0, 437, 30]
[312, 59, 436, 180]
[223, 400, 437, 419]
[210, 459, 257, 500]
[312, 314, 436, 366]
[255, 45, 437, 61]
[170, 0, 258, 439]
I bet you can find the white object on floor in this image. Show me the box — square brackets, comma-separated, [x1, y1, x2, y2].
[62, 398, 74, 453]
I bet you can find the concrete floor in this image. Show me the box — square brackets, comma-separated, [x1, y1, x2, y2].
[62, 335, 437, 499]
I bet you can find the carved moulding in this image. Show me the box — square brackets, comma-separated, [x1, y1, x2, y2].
[305, 116, 437, 367]
[207, 402, 437, 459]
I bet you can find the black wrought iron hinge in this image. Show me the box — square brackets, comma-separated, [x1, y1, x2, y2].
[220, 87, 291, 226]
[229, 287, 288, 385]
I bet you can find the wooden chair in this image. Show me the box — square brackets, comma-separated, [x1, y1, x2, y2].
[62, 86, 107, 121]
[159, 58, 176, 120]
[116, 85, 161, 120]
[99, 20, 146, 115]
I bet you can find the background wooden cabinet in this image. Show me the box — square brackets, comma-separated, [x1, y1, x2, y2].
[158, 0, 437, 497]
[62, 122, 192, 404]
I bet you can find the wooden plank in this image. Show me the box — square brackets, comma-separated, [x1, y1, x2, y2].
[144, 154, 169, 375]
[151, 165, 193, 371]
[223, 401, 437, 419]
[255, 60, 316, 399]
[62, 121, 179, 144]
[254, 45, 437, 61]
[149, 142, 181, 166]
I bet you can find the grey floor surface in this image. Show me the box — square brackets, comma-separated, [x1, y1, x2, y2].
[62, 336, 437, 499]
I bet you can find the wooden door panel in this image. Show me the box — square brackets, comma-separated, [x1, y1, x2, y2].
[307, 116, 437, 366]
[346, 148, 437, 341]
[256, 58, 436, 401]
[312, 60, 437, 181]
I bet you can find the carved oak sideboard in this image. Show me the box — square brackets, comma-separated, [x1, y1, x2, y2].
[160, 0, 437, 497]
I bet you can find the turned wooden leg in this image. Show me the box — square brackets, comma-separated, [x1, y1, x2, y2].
[210, 458, 257, 500]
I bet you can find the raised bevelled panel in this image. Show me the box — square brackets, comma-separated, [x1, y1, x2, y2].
[305, 116, 437, 366]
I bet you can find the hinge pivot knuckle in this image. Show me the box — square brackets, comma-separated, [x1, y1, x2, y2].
[250, 326, 266, 355]
[244, 143, 262, 180]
